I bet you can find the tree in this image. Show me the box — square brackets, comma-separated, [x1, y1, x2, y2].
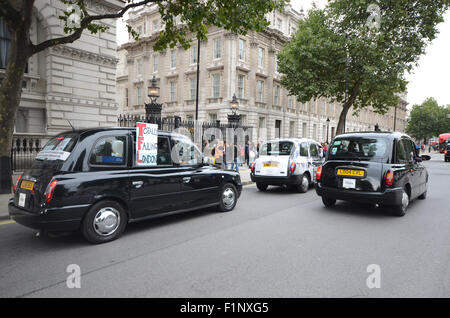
[277, 0, 450, 136]
[0, 0, 286, 193]
[406, 97, 450, 142]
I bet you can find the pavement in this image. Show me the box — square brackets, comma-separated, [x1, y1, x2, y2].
[0, 152, 448, 297]
[0, 166, 253, 221]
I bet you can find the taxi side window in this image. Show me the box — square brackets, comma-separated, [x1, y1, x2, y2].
[131, 133, 173, 167]
[397, 138, 414, 163]
[156, 136, 172, 166]
[171, 136, 202, 166]
[90, 136, 126, 165]
[309, 143, 319, 158]
[299, 143, 309, 157]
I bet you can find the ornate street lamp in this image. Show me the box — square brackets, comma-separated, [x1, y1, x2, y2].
[145, 76, 162, 125]
[228, 94, 241, 128]
[326, 117, 330, 143]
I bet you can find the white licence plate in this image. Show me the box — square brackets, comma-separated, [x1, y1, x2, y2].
[18, 193, 26, 207]
[342, 178, 356, 189]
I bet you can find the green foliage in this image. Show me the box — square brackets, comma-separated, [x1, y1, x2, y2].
[406, 98, 450, 140]
[278, 0, 450, 132]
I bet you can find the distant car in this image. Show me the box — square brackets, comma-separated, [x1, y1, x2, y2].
[250, 138, 323, 192]
[315, 132, 430, 216]
[445, 145, 450, 162]
[9, 128, 242, 243]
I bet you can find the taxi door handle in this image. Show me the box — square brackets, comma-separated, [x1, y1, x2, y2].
[182, 177, 191, 183]
[132, 181, 143, 188]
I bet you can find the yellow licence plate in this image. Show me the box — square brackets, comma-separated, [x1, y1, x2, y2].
[264, 162, 279, 167]
[21, 180, 35, 191]
[337, 169, 364, 177]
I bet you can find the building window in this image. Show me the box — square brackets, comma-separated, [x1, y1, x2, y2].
[212, 74, 220, 98]
[153, 20, 158, 31]
[137, 87, 142, 105]
[125, 88, 129, 107]
[137, 26, 142, 35]
[153, 54, 158, 73]
[257, 80, 264, 102]
[288, 95, 293, 108]
[273, 84, 280, 105]
[302, 122, 307, 138]
[170, 49, 176, 68]
[143, 22, 146, 34]
[276, 18, 282, 30]
[313, 124, 317, 139]
[237, 75, 244, 98]
[190, 77, 197, 100]
[258, 47, 264, 68]
[208, 113, 217, 123]
[275, 120, 282, 138]
[213, 38, 221, 59]
[137, 58, 142, 76]
[190, 44, 198, 64]
[170, 81, 177, 102]
[289, 121, 295, 137]
[275, 56, 279, 73]
[239, 39, 246, 61]
[1, 18, 11, 69]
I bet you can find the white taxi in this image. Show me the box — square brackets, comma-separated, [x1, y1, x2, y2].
[250, 138, 323, 192]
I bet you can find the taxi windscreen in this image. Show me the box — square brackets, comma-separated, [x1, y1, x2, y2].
[328, 137, 388, 161]
[260, 141, 294, 156]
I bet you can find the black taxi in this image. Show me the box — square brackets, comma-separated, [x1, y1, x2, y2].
[315, 132, 430, 216]
[9, 127, 242, 243]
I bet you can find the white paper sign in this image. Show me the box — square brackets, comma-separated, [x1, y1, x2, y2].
[35, 150, 71, 161]
[136, 122, 158, 166]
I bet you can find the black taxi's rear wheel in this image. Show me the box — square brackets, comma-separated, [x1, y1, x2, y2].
[322, 196, 336, 207]
[256, 182, 268, 191]
[391, 189, 409, 217]
[218, 183, 238, 212]
[81, 200, 128, 244]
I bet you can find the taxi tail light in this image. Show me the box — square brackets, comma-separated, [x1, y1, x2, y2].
[289, 161, 296, 174]
[316, 165, 323, 180]
[13, 174, 22, 193]
[45, 180, 58, 203]
[385, 170, 394, 187]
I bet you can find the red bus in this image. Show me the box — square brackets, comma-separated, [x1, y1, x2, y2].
[439, 133, 450, 153]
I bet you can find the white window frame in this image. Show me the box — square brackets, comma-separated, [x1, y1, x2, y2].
[189, 77, 197, 100]
[237, 75, 245, 98]
[170, 49, 176, 69]
[170, 81, 177, 102]
[238, 39, 246, 61]
[258, 47, 264, 68]
[257, 80, 264, 102]
[212, 74, 220, 98]
[153, 54, 159, 73]
[190, 44, 198, 64]
[213, 38, 221, 59]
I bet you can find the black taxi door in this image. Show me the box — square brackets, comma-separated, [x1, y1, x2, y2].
[128, 132, 184, 219]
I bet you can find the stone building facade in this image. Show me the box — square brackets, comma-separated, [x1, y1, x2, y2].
[116, 4, 408, 143]
[0, 0, 123, 148]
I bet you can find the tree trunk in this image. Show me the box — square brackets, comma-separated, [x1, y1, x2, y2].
[0, 23, 31, 194]
[335, 81, 362, 136]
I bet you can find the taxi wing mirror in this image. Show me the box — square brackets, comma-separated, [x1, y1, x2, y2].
[420, 155, 431, 161]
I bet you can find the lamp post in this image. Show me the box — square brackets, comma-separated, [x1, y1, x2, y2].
[326, 117, 330, 143]
[145, 76, 162, 126]
[227, 94, 241, 128]
[343, 51, 350, 133]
